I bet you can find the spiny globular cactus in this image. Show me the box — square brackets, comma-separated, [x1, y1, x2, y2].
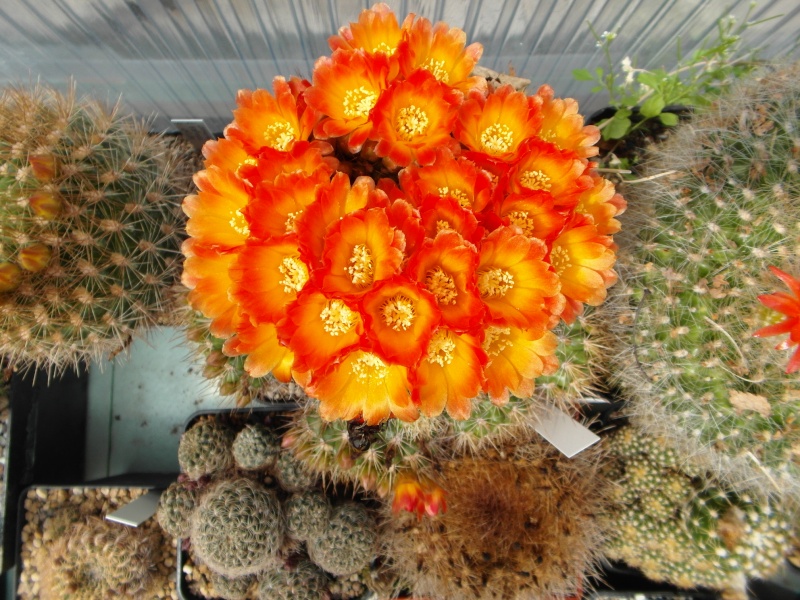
[232, 423, 280, 470]
[256, 561, 329, 600]
[603, 426, 792, 594]
[608, 64, 800, 500]
[307, 502, 378, 577]
[209, 572, 255, 600]
[285, 490, 331, 541]
[178, 417, 235, 480]
[0, 83, 193, 373]
[156, 479, 198, 539]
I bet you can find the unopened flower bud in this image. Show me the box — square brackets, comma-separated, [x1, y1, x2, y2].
[28, 191, 62, 220]
[0, 262, 22, 292]
[29, 153, 56, 181]
[18, 243, 52, 272]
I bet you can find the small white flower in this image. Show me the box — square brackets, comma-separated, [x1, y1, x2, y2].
[621, 56, 634, 85]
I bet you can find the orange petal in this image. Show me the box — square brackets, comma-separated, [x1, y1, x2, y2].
[184, 166, 252, 251]
[482, 327, 559, 403]
[224, 319, 295, 381]
[181, 240, 241, 338]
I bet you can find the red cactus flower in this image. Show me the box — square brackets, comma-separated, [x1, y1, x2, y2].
[754, 265, 800, 374]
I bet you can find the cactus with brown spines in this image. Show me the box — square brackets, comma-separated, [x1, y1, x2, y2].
[256, 561, 330, 600]
[274, 447, 319, 492]
[232, 423, 280, 470]
[178, 417, 235, 480]
[156, 479, 197, 539]
[285, 490, 331, 542]
[209, 572, 255, 600]
[307, 502, 378, 577]
[0, 83, 193, 373]
[605, 63, 800, 501]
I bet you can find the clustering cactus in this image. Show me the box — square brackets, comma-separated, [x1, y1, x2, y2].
[178, 418, 235, 479]
[285, 490, 331, 541]
[156, 480, 197, 538]
[603, 426, 792, 594]
[0, 83, 193, 372]
[274, 448, 318, 492]
[607, 64, 800, 500]
[308, 503, 378, 576]
[256, 561, 329, 600]
[232, 423, 280, 470]
[190, 478, 285, 577]
[210, 572, 255, 600]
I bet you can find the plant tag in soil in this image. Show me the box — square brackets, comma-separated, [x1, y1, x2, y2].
[106, 490, 161, 527]
[535, 406, 600, 458]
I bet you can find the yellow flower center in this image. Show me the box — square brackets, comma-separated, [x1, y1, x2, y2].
[381, 294, 415, 331]
[507, 211, 535, 237]
[320, 299, 357, 336]
[396, 105, 429, 141]
[425, 267, 458, 305]
[483, 326, 512, 357]
[351, 352, 389, 382]
[549, 245, 572, 275]
[343, 86, 379, 119]
[284, 210, 303, 233]
[436, 220, 452, 233]
[278, 257, 309, 293]
[477, 268, 515, 298]
[228, 209, 250, 236]
[422, 58, 450, 83]
[236, 156, 258, 176]
[519, 169, 552, 191]
[264, 120, 295, 151]
[480, 123, 514, 155]
[347, 244, 374, 286]
[372, 42, 395, 54]
[426, 329, 456, 366]
[438, 186, 470, 208]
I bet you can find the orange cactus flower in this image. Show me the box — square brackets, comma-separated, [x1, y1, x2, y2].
[574, 170, 627, 235]
[306, 50, 391, 153]
[385, 197, 424, 257]
[506, 138, 593, 207]
[370, 69, 462, 167]
[549, 215, 618, 323]
[534, 84, 600, 159]
[277, 289, 365, 373]
[329, 3, 410, 58]
[495, 193, 567, 243]
[237, 141, 336, 189]
[477, 226, 561, 330]
[225, 77, 317, 154]
[362, 275, 441, 368]
[418, 195, 483, 246]
[754, 266, 800, 373]
[184, 166, 252, 252]
[482, 327, 559, 404]
[398, 16, 486, 95]
[406, 230, 484, 332]
[320, 206, 404, 298]
[182, 239, 241, 338]
[201, 137, 256, 176]
[245, 168, 331, 240]
[456, 85, 542, 161]
[223, 319, 294, 382]
[230, 237, 311, 325]
[399, 147, 493, 212]
[308, 348, 418, 425]
[392, 473, 447, 518]
[413, 327, 487, 419]
[28, 191, 62, 220]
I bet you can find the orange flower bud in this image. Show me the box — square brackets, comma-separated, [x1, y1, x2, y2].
[423, 484, 447, 517]
[29, 153, 56, 181]
[392, 476, 426, 517]
[17, 243, 52, 272]
[0, 262, 22, 292]
[28, 191, 62, 220]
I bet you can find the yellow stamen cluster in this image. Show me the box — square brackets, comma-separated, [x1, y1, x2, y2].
[477, 268, 515, 298]
[263, 120, 295, 151]
[396, 105, 429, 141]
[351, 352, 389, 381]
[278, 257, 309, 293]
[347, 244, 374, 286]
[381, 294, 416, 331]
[425, 267, 458, 305]
[483, 326, 512, 357]
[426, 329, 456, 366]
[320, 299, 356, 336]
[480, 123, 514, 154]
[438, 186, 470, 208]
[228, 209, 250, 236]
[436, 220, 452, 233]
[372, 42, 394, 54]
[549, 245, 572, 275]
[343, 86, 378, 119]
[236, 156, 258, 176]
[507, 210, 535, 236]
[519, 169, 552, 191]
[422, 58, 449, 83]
[284, 210, 303, 233]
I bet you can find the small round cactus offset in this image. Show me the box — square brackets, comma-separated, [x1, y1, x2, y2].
[285, 490, 330, 541]
[609, 64, 800, 499]
[275, 448, 317, 492]
[156, 480, 197, 538]
[190, 478, 285, 577]
[257, 561, 329, 600]
[308, 502, 378, 577]
[0, 83, 192, 372]
[210, 572, 255, 600]
[178, 418, 235, 480]
[232, 423, 280, 470]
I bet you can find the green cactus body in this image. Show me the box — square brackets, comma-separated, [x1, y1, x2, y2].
[307, 503, 377, 577]
[156, 480, 197, 539]
[257, 561, 329, 600]
[275, 448, 318, 492]
[232, 423, 280, 470]
[604, 427, 791, 593]
[210, 572, 255, 600]
[285, 491, 330, 541]
[609, 65, 800, 500]
[178, 418, 234, 480]
[0, 84, 192, 372]
[190, 478, 285, 577]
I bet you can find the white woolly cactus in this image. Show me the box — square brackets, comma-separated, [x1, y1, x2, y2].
[607, 64, 800, 500]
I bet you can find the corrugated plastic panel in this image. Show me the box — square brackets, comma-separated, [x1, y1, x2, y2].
[0, 0, 796, 131]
